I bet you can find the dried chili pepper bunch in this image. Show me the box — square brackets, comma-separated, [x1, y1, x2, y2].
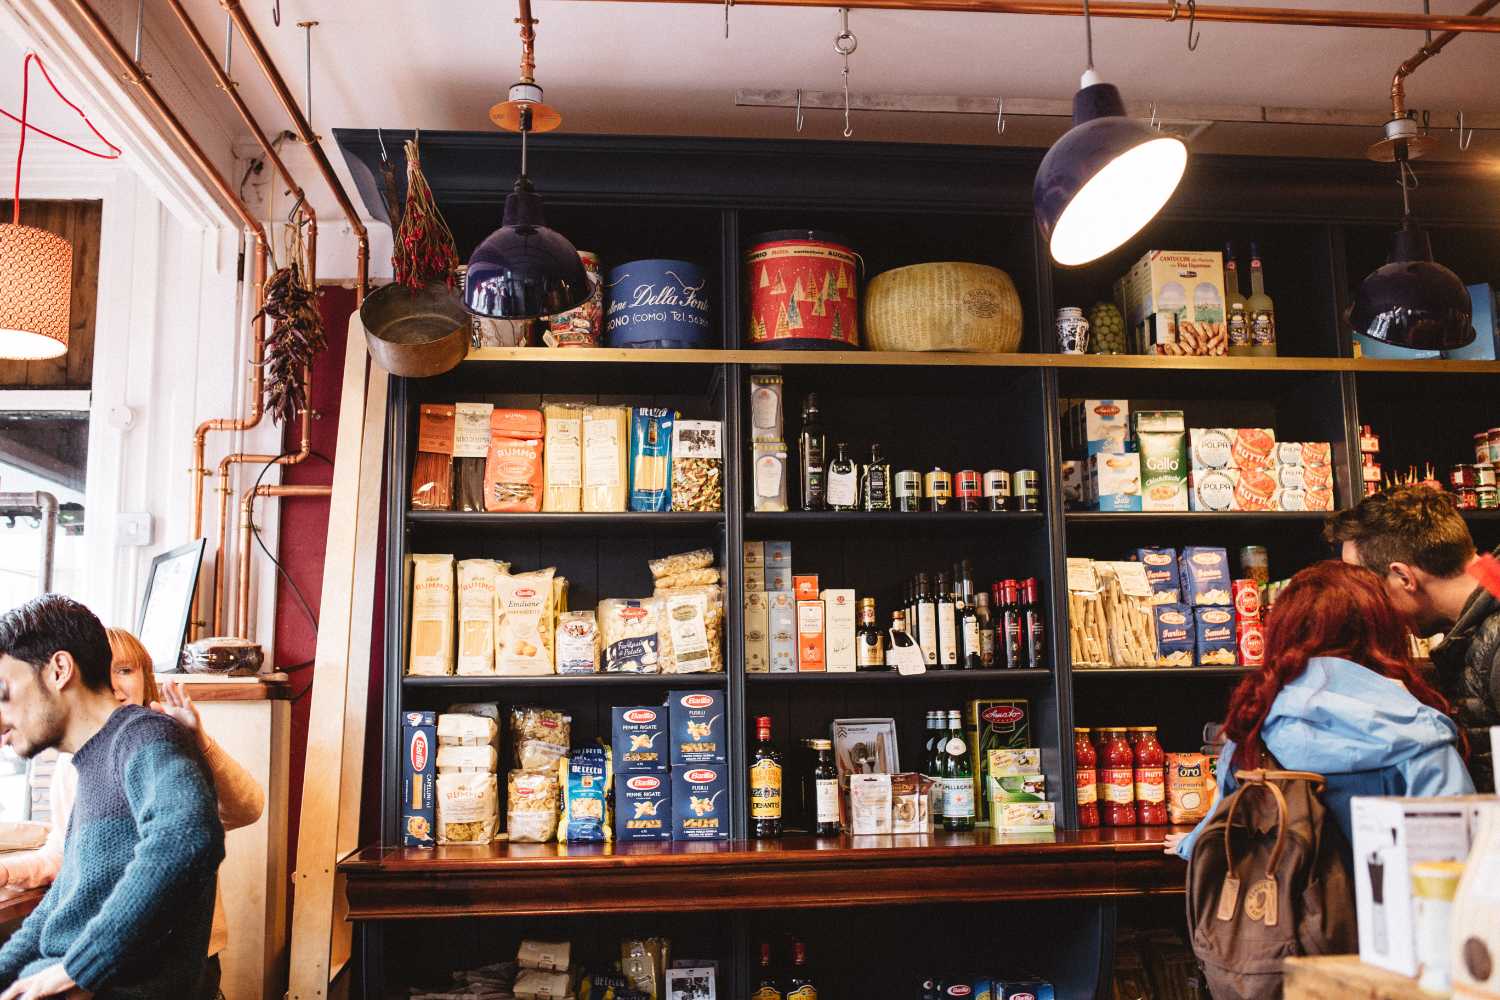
[258, 261, 325, 426]
[394, 138, 459, 289]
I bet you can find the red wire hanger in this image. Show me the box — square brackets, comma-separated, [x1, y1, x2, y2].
[7, 52, 122, 226]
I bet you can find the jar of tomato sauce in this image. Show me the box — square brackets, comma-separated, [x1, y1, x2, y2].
[1074, 727, 1099, 828]
[1134, 726, 1168, 826]
[1100, 728, 1136, 826]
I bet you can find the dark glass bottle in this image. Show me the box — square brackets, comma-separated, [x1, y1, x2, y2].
[1021, 577, 1046, 670]
[855, 597, 886, 670]
[749, 715, 783, 838]
[958, 595, 982, 670]
[915, 573, 938, 668]
[942, 708, 975, 832]
[797, 394, 826, 511]
[974, 591, 996, 668]
[810, 738, 840, 836]
[826, 441, 858, 511]
[925, 710, 945, 824]
[860, 443, 892, 511]
[787, 940, 818, 1000]
[936, 571, 958, 669]
[997, 579, 1023, 670]
[752, 942, 783, 1000]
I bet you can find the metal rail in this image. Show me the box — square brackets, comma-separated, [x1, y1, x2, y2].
[0, 492, 59, 593]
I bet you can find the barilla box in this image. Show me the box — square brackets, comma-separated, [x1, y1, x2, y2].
[1195, 606, 1238, 666]
[668, 689, 726, 766]
[999, 979, 1057, 1000]
[744, 590, 770, 673]
[743, 541, 765, 593]
[1089, 452, 1142, 512]
[966, 699, 1030, 825]
[1153, 603, 1194, 667]
[1132, 410, 1189, 511]
[796, 598, 826, 672]
[822, 589, 857, 672]
[401, 711, 437, 847]
[765, 541, 793, 593]
[793, 574, 820, 601]
[1075, 399, 1130, 456]
[616, 771, 671, 842]
[1352, 796, 1500, 976]
[611, 706, 669, 772]
[768, 591, 797, 673]
[1179, 547, 1231, 605]
[1134, 547, 1181, 604]
[671, 763, 730, 841]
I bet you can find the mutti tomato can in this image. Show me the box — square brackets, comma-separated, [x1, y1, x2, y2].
[1237, 619, 1266, 668]
[745, 231, 860, 349]
[1232, 579, 1262, 622]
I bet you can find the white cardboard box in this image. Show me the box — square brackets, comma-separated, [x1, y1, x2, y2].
[1351, 795, 1500, 976]
[822, 589, 857, 673]
[744, 590, 769, 673]
[768, 591, 797, 673]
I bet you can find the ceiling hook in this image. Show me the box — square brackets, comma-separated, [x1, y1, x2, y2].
[272, 0, 281, 27]
[1166, 0, 1179, 20]
[834, 8, 856, 138]
[794, 89, 805, 134]
[1457, 110, 1474, 152]
[1150, 102, 1161, 132]
[1186, 0, 1201, 51]
[724, 0, 733, 39]
[996, 97, 1006, 135]
[287, 191, 306, 224]
[377, 127, 390, 163]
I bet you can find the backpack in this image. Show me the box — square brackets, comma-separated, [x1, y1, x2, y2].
[1185, 763, 1358, 1000]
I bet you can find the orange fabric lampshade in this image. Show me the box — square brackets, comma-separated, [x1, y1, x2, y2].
[0, 222, 71, 360]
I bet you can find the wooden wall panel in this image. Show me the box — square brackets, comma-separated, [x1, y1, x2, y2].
[0, 199, 102, 389]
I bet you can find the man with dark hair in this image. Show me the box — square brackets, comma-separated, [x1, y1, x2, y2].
[1326, 485, 1497, 791]
[0, 594, 223, 999]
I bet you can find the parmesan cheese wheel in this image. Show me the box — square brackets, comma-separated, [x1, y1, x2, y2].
[862, 262, 1023, 353]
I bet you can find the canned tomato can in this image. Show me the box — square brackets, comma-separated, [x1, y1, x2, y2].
[744, 230, 860, 349]
[1478, 463, 1497, 487]
[983, 469, 1012, 511]
[1237, 620, 1265, 667]
[895, 470, 922, 512]
[1452, 464, 1478, 489]
[1479, 486, 1498, 510]
[603, 259, 712, 348]
[1014, 469, 1040, 511]
[1232, 579, 1262, 622]
[1239, 546, 1269, 586]
[545, 250, 603, 347]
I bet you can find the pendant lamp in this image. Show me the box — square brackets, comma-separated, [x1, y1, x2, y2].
[1034, 0, 1187, 267]
[464, 3, 589, 321]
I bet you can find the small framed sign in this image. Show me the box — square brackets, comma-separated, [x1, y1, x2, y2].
[135, 539, 206, 674]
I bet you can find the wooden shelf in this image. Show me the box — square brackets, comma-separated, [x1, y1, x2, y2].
[1073, 666, 1252, 678]
[748, 669, 1051, 683]
[340, 828, 1191, 920]
[403, 673, 728, 689]
[1066, 511, 1329, 525]
[745, 510, 1044, 526]
[405, 511, 724, 529]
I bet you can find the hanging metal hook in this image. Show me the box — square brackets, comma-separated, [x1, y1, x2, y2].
[834, 8, 857, 138]
[1456, 110, 1474, 152]
[1186, 0, 1200, 50]
[996, 98, 1006, 135]
[286, 191, 306, 224]
[794, 89, 805, 133]
[1149, 102, 1161, 132]
[272, 0, 281, 27]
[377, 127, 390, 163]
[724, 0, 733, 39]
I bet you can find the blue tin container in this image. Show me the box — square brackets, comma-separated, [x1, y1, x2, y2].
[604, 259, 713, 349]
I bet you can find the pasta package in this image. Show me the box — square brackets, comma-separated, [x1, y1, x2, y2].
[557, 746, 612, 843]
[657, 586, 724, 675]
[513, 969, 570, 1000]
[542, 402, 583, 512]
[411, 405, 455, 511]
[582, 405, 629, 512]
[453, 402, 494, 512]
[407, 554, 455, 676]
[670, 419, 723, 512]
[483, 408, 545, 513]
[437, 770, 498, 844]
[654, 567, 720, 591]
[1166, 752, 1213, 824]
[599, 598, 661, 674]
[495, 567, 557, 675]
[555, 610, 600, 674]
[506, 769, 559, 843]
[436, 744, 498, 772]
[648, 548, 715, 581]
[629, 407, 676, 512]
[456, 559, 499, 676]
[445, 701, 502, 758]
[512, 706, 572, 772]
[438, 713, 500, 747]
[517, 940, 571, 973]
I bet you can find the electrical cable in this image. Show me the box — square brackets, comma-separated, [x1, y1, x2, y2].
[10, 53, 121, 226]
[246, 448, 334, 635]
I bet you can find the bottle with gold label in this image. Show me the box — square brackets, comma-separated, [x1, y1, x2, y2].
[787, 940, 818, 1000]
[752, 941, 783, 1000]
[855, 597, 886, 670]
[750, 715, 783, 838]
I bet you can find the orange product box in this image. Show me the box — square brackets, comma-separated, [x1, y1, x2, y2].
[483, 408, 545, 513]
[796, 599, 826, 672]
[793, 575, 820, 601]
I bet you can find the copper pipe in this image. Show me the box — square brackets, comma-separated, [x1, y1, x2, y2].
[220, 0, 369, 301]
[566, 0, 1500, 31]
[517, 0, 537, 83]
[237, 482, 332, 639]
[1390, 0, 1500, 120]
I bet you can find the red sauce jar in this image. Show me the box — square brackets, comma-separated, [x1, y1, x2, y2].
[1133, 726, 1168, 826]
[1100, 728, 1136, 826]
[1074, 727, 1099, 828]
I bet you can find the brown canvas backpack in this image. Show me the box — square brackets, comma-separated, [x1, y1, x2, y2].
[1185, 765, 1358, 1000]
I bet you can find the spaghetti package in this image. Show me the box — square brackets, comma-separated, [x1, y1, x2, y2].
[456, 559, 500, 676]
[656, 586, 724, 674]
[453, 402, 494, 512]
[557, 746, 612, 843]
[582, 405, 629, 512]
[495, 567, 557, 675]
[483, 408, 545, 513]
[629, 407, 676, 512]
[407, 554, 455, 676]
[541, 402, 583, 512]
[411, 404, 455, 511]
[599, 598, 661, 674]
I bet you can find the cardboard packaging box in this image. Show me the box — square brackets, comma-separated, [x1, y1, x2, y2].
[668, 690, 726, 766]
[1189, 427, 1277, 473]
[768, 591, 797, 673]
[1189, 468, 1241, 512]
[611, 705, 669, 773]
[1179, 547, 1232, 605]
[1132, 410, 1189, 511]
[1134, 547, 1181, 604]
[1351, 796, 1500, 976]
[793, 574, 820, 601]
[615, 771, 671, 842]
[401, 711, 437, 847]
[1089, 452, 1142, 512]
[1153, 603, 1194, 667]
[797, 598, 826, 672]
[1061, 460, 1085, 507]
[965, 699, 1030, 825]
[1272, 486, 1336, 512]
[765, 541, 793, 594]
[1194, 606, 1237, 666]
[744, 590, 769, 674]
[822, 589, 857, 672]
[1123, 250, 1226, 355]
[743, 541, 765, 593]
[1068, 399, 1130, 457]
[671, 764, 730, 841]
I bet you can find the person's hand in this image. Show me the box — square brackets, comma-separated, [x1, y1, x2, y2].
[150, 682, 207, 750]
[1163, 832, 1186, 855]
[0, 963, 91, 999]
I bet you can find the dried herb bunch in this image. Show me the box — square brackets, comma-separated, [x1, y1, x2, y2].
[258, 257, 325, 426]
[395, 138, 459, 289]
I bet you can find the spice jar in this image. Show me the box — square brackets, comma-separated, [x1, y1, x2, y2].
[1100, 728, 1136, 827]
[895, 470, 922, 512]
[1133, 726, 1168, 826]
[983, 469, 1012, 512]
[923, 467, 953, 512]
[955, 470, 981, 512]
[1074, 727, 1099, 828]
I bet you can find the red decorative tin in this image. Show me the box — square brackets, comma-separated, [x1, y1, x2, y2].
[745, 230, 859, 349]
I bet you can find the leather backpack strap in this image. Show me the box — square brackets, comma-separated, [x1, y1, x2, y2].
[1224, 770, 1291, 878]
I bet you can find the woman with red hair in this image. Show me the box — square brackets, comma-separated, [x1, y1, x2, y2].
[1169, 560, 1472, 860]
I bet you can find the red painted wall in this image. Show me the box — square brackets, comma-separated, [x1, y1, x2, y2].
[273, 286, 387, 861]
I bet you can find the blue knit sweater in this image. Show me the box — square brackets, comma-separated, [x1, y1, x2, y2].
[0, 705, 224, 997]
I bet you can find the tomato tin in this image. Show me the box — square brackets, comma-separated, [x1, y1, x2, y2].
[1237, 619, 1265, 667]
[745, 231, 860, 349]
[1232, 579, 1262, 622]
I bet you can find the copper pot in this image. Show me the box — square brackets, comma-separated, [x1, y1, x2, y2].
[359, 281, 470, 377]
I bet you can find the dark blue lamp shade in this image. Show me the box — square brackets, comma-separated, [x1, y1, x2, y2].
[465, 179, 591, 320]
[1350, 220, 1474, 351]
[1035, 75, 1188, 267]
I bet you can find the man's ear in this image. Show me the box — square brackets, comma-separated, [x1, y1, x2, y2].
[45, 651, 78, 693]
[1388, 561, 1422, 594]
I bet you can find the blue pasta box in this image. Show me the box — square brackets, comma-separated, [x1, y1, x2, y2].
[668, 689, 726, 766]
[999, 979, 1055, 1000]
[1133, 547, 1181, 604]
[628, 407, 675, 512]
[1179, 546, 1231, 606]
[401, 711, 436, 848]
[671, 763, 730, 841]
[616, 771, 671, 842]
[1195, 605, 1238, 666]
[1154, 603, 1195, 667]
[611, 706, 669, 772]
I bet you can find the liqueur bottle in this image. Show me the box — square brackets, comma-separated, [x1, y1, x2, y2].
[1247, 242, 1277, 357]
[752, 942, 783, 1000]
[750, 715, 783, 838]
[915, 573, 938, 668]
[855, 597, 886, 670]
[860, 443, 892, 511]
[826, 441, 858, 511]
[787, 940, 818, 1000]
[797, 394, 826, 511]
[957, 561, 982, 670]
[809, 738, 840, 836]
[1225, 241, 1251, 357]
[935, 571, 958, 669]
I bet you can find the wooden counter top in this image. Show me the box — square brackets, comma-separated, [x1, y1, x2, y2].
[152, 672, 291, 701]
[0, 886, 45, 929]
[340, 827, 1190, 920]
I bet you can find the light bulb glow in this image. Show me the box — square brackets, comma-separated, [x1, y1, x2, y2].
[1049, 136, 1188, 266]
[0, 329, 68, 359]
